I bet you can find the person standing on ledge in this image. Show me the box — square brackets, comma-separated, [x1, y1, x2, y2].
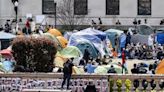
[61, 58, 74, 90]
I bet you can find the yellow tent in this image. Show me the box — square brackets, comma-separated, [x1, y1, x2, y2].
[56, 36, 68, 48]
[72, 66, 85, 74]
[156, 59, 164, 74]
[48, 29, 62, 37]
[54, 56, 67, 68]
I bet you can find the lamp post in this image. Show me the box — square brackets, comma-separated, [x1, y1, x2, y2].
[13, 0, 18, 23]
[54, 1, 57, 28]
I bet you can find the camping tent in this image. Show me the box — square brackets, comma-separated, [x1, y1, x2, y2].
[47, 29, 62, 37]
[56, 36, 68, 48]
[156, 59, 164, 74]
[80, 28, 107, 41]
[137, 25, 154, 35]
[42, 33, 62, 50]
[156, 33, 164, 45]
[105, 29, 123, 36]
[68, 33, 106, 57]
[105, 32, 117, 48]
[0, 32, 16, 50]
[76, 40, 99, 59]
[0, 32, 16, 39]
[56, 46, 83, 65]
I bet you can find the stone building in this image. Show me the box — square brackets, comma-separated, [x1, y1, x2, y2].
[0, 0, 164, 26]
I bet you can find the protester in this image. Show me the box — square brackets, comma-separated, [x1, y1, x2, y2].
[131, 64, 138, 74]
[61, 58, 74, 89]
[83, 46, 90, 64]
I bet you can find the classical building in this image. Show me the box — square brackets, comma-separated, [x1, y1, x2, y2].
[0, 0, 164, 26]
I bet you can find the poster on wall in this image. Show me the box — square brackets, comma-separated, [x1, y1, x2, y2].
[36, 15, 46, 25]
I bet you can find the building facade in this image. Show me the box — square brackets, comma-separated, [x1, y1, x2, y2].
[0, 0, 164, 26]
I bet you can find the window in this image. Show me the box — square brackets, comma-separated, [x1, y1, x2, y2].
[42, 0, 56, 14]
[74, 0, 88, 15]
[106, 0, 119, 15]
[138, 0, 151, 15]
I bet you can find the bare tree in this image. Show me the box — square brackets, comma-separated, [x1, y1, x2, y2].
[57, 0, 87, 30]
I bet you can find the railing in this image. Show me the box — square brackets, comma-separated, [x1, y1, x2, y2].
[0, 73, 164, 92]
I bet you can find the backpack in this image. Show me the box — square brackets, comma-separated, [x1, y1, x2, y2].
[63, 62, 70, 73]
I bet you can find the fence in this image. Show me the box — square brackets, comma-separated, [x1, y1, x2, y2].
[0, 73, 164, 92]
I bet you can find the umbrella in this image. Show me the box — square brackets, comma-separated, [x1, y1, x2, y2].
[156, 59, 164, 74]
[57, 46, 82, 58]
[56, 36, 68, 48]
[48, 29, 62, 37]
[94, 66, 108, 74]
[0, 49, 12, 56]
[0, 32, 16, 39]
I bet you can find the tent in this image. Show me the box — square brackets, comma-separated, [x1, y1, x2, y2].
[156, 33, 164, 45]
[156, 59, 164, 74]
[42, 33, 62, 50]
[76, 40, 99, 59]
[47, 29, 62, 37]
[56, 46, 83, 65]
[54, 56, 67, 68]
[105, 32, 117, 48]
[56, 36, 68, 48]
[105, 29, 123, 36]
[0, 32, 16, 39]
[64, 32, 73, 40]
[137, 25, 154, 35]
[80, 28, 107, 41]
[0, 32, 16, 50]
[68, 34, 106, 57]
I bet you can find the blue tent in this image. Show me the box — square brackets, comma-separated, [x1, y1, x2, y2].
[76, 40, 99, 59]
[0, 32, 16, 40]
[80, 28, 107, 41]
[68, 32, 106, 57]
[105, 32, 117, 48]
[157, 33, 164, 45]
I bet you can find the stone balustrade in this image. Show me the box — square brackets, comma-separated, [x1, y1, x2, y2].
[0, 73, 164, 92]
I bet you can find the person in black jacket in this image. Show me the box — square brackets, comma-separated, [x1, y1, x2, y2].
[61, 58, 74, 89]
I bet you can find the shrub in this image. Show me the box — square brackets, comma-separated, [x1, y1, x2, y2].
[12, 37, 57, 72]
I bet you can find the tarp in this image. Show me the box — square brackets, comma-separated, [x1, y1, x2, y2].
[157, 33, 164, 45]
[47, 29, 62, 37]
[105, 29, 123, 36]
[0, 32, 16, 40]
[56, 36, 68, 48]
[80, 28, 107, 41]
